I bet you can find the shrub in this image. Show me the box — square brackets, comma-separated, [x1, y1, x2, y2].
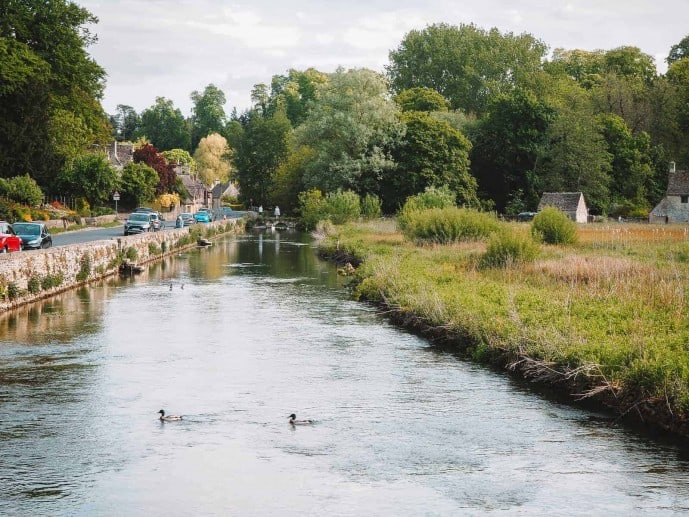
[41, 272, 64, 290]
[361, 194, 382, 220]
[398, 185, 457, 231]
[0, 175, 44, 206]
[148, 242, 162, 256]
[325, 190, 361, 225]
[125, 247, 137, 261]
[531, 207, 577, 245]
[6, 282, 19, 300]
[298, 189, 327, 230]
[400, 207, 501, 244]
[27, 275, 41, 295]
[76, 253, 92, 282]
[481, 230, 540, 268]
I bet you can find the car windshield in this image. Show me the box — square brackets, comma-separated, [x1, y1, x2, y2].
[181, 213, 192, 218]
[13, 223, 40, 235]
[129, 213, 150, 222]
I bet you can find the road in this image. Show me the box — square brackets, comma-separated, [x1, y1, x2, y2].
[51, 222, 168, 247]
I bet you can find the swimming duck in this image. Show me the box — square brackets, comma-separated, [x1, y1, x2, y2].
[158, 409, 183, 421]
[288, 413, 314, 425]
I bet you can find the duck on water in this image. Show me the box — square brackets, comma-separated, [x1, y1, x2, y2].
[288, 413, 314, 425]
[158, 409, 183, 421]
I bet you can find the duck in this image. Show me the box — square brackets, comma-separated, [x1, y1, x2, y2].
[158, 409, 183, 421]
[288, 413, 314, 425]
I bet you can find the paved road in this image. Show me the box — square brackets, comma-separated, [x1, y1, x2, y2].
[51, 222, 172, 247]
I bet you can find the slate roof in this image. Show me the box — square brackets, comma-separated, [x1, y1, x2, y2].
[537, 192, 585, 212]
[665, 171, 689, 195]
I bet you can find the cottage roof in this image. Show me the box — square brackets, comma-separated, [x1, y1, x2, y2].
[665, 171, 689, 196]
[210, 182, 229, 198]
[104, 141, 133, 169]
[538, 192, 585, 212]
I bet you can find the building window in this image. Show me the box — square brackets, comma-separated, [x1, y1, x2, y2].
[682, 195, 689, 204]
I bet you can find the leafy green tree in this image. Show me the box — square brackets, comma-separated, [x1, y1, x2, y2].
[384, 111, 476, 213]
[668, 35, 689, 65]
[271, 146, 314, 214]
[120, 162, 158, 207]
[296, 67, 405, 195]
[110, 104, 139, 142]
[0, 0, 109, 184]
[469, 88, 555, 212]
[665, 58, 689, 166]
[133, 144, 175, 194]
[545, 48, 605, 86]
[161, 149, 196, 172]
[233, 109, 291, 205]
[138, 97, 190, 151]
[269, 68, 328, 126]
[57, 153, 118, 208]
[387, 23, 547, 115]
[190, 84, 227, 150]
[0, 174, 44, 206]
[394, 87, 448, 112]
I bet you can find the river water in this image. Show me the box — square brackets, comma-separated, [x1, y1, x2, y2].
[1, 230, 688, 516]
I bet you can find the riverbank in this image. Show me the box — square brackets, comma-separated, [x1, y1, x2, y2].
[318, 219, 689, 438]
[0, 220, 243, 312]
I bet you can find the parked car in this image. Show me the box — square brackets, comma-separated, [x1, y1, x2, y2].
[179, 212, 194, 226]
[0, 221, 22, 253]
[197, 207, 214, 222]
[124, 212, 154, 235]
[13, 222, 52, 250]
[193, 211, 211, 223]
[516, 211, 537, 222]
[134, 207, 164, 230]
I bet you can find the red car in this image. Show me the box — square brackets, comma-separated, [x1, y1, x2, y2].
[0, 221, 22, 253]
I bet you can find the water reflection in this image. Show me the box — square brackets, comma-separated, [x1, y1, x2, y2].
[0, 230, 688, 515]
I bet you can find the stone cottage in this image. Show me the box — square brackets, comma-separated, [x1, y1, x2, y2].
[537, 192, 589, 223]
[104, 141, 134, 170]
[649, 167, 689, 223]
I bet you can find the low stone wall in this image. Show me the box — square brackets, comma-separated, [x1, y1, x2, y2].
[0, 220, 242, 312]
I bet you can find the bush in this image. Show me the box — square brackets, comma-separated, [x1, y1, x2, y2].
[0, 175, 44, 206]
[361, 194, 382, 219]
[76, 253, 92, 282]
[27, 275, 41, 295]
[325, 190, 361, 225]
[531, 207, 577, 245]
[125, 247, 137, 261]
[298, 189, 328, 230]
[400, 207, 501, 244]
[481, 230, 540, 268]
[398, 186, 457, 231]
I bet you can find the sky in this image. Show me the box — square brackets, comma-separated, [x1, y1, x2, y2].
[78, 0, 689, 117]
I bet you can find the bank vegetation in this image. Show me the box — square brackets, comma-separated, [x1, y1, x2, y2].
[319, 213, 689, 437]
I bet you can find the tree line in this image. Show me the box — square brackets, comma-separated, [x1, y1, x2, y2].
[2, 1, 689, 218]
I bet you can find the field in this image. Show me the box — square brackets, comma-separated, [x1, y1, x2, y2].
[320, 219, 689, 436]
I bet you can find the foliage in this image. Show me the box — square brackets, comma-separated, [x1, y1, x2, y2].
[361, 194, 382, 219]
[125, 247, 137, 261]
[76, 252, 92, 282]
[325, 190, 361, 225]
[385, 111, 476, 213]
[57, 153, 118, 208]
[233, 110, 291, 204]
[133, 143, 176, 194]
[161, 149, 195, 172]
[387, 23, 547, 115]
[270, 146, 313, 213]
[27, 275, 41, 295]
[297, 189, 327, 230]
[120, 162, 158, 207]
[531, 206, 577, 244]
[190, 84, 227, 150]
[481, 229, 540, 268]
[110, 104, 139, 142]
[138, 97, 190, 151]
[400, 207, 501, 244]
[194, 133, 232, 187]
[394, 87, 449, 112]
[296, 67, 405, 194]
[156, 193, 180, 209]
[40, 272, 64, 290]
[0, 174, 44, 206]
[267, 68, 328, 126]
[397, 185, 457, 222]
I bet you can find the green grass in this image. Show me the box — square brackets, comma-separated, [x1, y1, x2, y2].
[321, 220, 689, 428]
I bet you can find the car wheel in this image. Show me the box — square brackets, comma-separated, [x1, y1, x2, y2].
[0, 246, 6, 253]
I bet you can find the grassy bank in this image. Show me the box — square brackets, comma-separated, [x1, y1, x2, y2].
[319, 218, 689, 436]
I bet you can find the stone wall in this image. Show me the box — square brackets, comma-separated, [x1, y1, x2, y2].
[0, 220, 241, 312]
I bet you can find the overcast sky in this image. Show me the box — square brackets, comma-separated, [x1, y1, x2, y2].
[79, 0, 689, 117]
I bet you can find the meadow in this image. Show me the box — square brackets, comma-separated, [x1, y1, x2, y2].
[320, 218, 689, 436]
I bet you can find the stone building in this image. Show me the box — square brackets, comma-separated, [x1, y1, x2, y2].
[649, 166, 689, 223]
[537, 192, 589, 223]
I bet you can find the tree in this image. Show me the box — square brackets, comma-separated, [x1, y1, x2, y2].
[138, 97, 190, 151]
[120, 162, 158, 207]
[57, 153, 119, 207]
[161, 149, 196, 173]
[470, 88, 555, 212]
[233, 110, 291, 204]
[268, 68, 328, 126]
[0, 174, 44, 206]
[133, 144, 175, 194]
[193, 133, 232, 187]
[384, 111, 476, 213]
[296, 67, 405, 195]
[190, 84, 227, 150]
[0, 0, 110, 184]
[394, 87, 449, 112]
[387, 23, 547, 115]
[110, 104, 139, 142]
[668, 35, 689, 65]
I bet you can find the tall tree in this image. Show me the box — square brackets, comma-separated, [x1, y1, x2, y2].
[133, 144, 176, 195]
[233, 110, 291, 205]
[296, 67, 405, 194]
[56, 153, 119, 208]
[387, 23, 547, 116]
[394, 87, 449, 113]
[193, 133, 232, 187]
[138, 97, 190, 151]
[668, 34, 689, 65]
[110, 104, 139, 142]
[0, 0, 109, 184]
[190, 84, 227, 150]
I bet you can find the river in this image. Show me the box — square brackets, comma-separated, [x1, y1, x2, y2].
[1, 230, 688, 516]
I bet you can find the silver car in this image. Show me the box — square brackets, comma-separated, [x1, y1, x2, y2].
[124, 212, 153, 235]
